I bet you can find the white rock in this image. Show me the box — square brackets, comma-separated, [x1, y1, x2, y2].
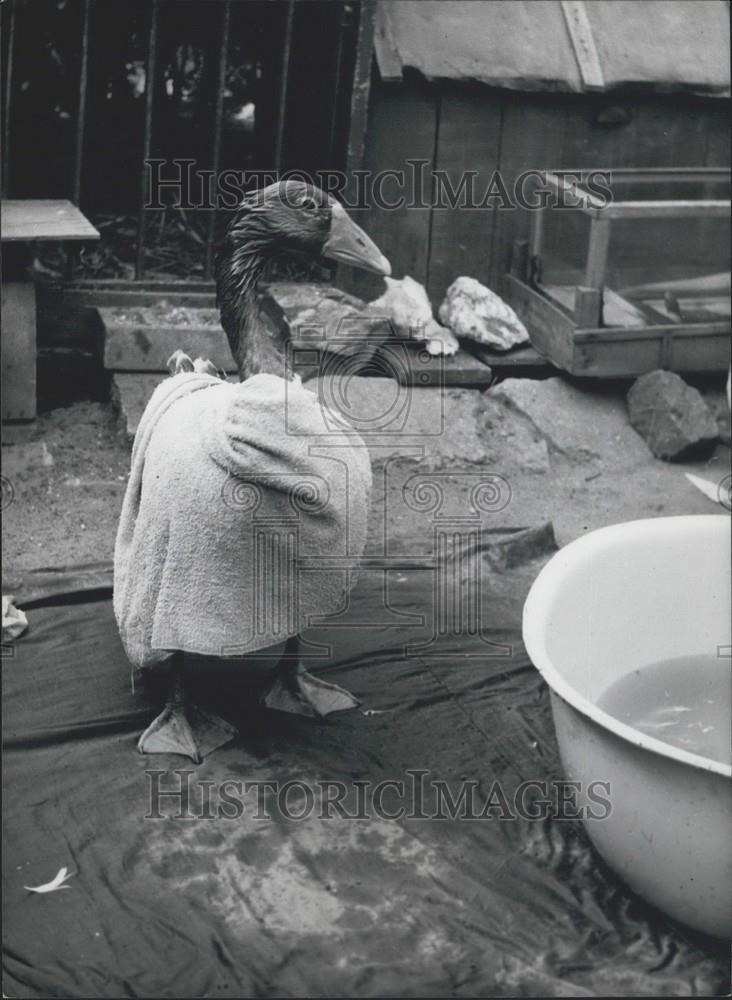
[369, 276, 459, 356]
[422, 319, 459, 356]
[438, 276, 529, 351]
[370, 275, 432, 331]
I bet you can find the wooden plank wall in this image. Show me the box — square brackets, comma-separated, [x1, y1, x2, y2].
[347, 75, 730, 306]
[345, 80, 438, 303]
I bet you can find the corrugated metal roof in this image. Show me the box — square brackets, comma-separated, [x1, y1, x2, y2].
[374, 0, 731, 97]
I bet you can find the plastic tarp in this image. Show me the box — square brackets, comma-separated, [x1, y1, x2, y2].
[375, 0, 731, 97]
[3, 545, 730, 997]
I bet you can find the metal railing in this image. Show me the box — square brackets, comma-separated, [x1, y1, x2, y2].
[2, 0, 359, 283]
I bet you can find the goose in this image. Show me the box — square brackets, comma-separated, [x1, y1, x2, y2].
[131, 181, 391, 762]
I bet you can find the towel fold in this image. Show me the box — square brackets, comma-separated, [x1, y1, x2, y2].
[113, 372, 372, 668]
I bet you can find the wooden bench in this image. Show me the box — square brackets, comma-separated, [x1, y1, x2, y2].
[1, 199, 100, 420]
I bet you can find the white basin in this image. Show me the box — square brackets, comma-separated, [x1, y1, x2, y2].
[523, 515, 731, 937]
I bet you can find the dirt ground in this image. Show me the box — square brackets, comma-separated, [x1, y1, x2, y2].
[2, 401, 131, 577]
[2, 374, 729, 582]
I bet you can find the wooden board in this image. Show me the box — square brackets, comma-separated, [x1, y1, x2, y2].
[487, 93, 571, 293]
[504, 275, 576, 372]
[467, 343, 551, 371]
[560, 1, 605, 90]
[66, 288, 217, 310]
[541, 282, 649, 328]
[373, 2, 403, 80]
[66, 279, 216, 309]
[642, 297, 731, 323]
[1, 282, 37, 419]
[374, 341, 494, 388]
[574, 323, 731, 377]
[705, 100, 732, 169]
[506, 274, 731, 377]
[1, 200, 100, 242]
[426, 83, 503, 303]
[342, 77, 438, 303]
[342, 0, 377, 208]
[599, 199, 729, 220]
[70, 279, 215, 292]
[619, 272, 731, 299]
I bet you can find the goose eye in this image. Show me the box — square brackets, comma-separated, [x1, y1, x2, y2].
[299, 197, 318, 211]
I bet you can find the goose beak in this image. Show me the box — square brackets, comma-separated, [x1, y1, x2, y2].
[322, 202, 391, 276]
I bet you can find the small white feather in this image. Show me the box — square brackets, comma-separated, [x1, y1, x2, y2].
[24, 866, 74, 894]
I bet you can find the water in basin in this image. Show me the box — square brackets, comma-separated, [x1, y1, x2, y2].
[597, 653, 732, 765]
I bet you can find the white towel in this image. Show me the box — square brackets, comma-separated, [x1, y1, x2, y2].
[113, 372, 371, 668]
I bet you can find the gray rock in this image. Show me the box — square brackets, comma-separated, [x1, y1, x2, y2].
[263, 282, 391, 365]
[476, 394, 550, 473]
[480, 377, 651, 469]
[627, 370, 719, 460]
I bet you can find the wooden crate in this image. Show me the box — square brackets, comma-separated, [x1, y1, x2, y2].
[506, 274, 730, 378]
[506, 168, 731, 377]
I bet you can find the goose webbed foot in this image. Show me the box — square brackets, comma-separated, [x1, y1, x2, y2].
[137, 703, 237, 764]
[137, 663, 236, 763]
[262, 660, 360, 718]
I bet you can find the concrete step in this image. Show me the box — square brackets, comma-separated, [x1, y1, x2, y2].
[99, 282, 385, 374]
[99, 307, 236, 372]
[111, 373, 166, 439]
